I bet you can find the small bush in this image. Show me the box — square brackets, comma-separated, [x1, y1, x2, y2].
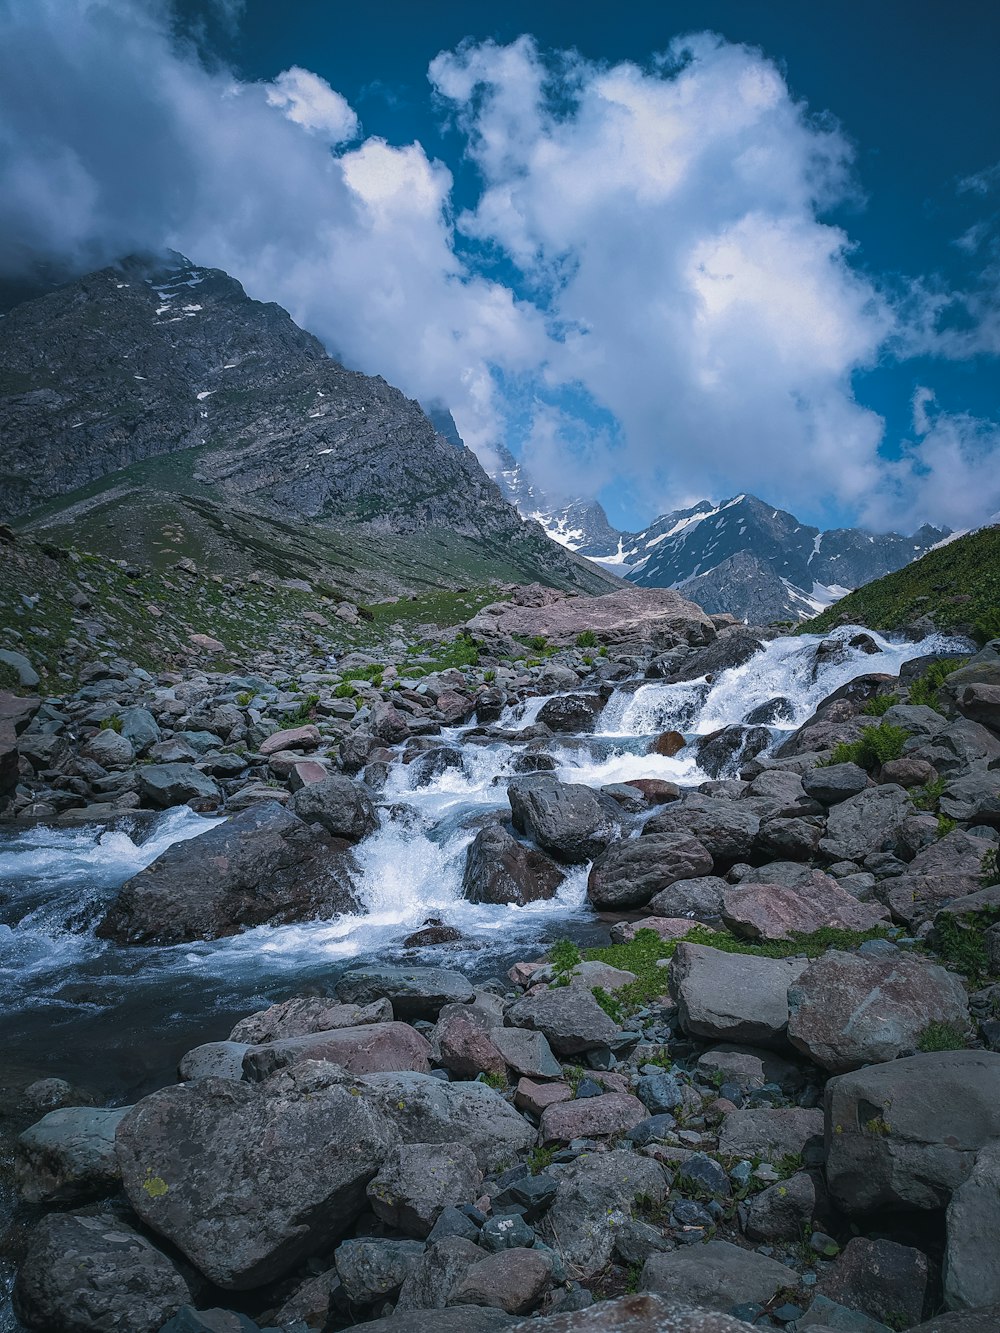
[235, 690, 253, 707]
[483, 669, 496, 683]
[99, 714, 123, 733]
[908, 657, 967, 709]
[592, 985, 624, 1024]
[911, 776, 947, 811]
[983, 849, 1000, 888]
[286, 692, 319, 725]
[575, 630, 598, 648]
[598, 645, 608, 657]
[933, 906, 1000, 982]
[479, 1071, 508, 1091]
[918, 1020, 969, 1052]
[972, 609, 1000, 647]
[529, 634, 549, 653]
[862, 693, 898, 717]
[549, 939, 582, 987]
[936, 813, 957, 838]
[333, 682, 356, 699]
[820, 722, 910, 771]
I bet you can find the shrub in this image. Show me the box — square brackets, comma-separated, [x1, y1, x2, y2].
[99, 714, 123, 733]
[286, 692, 319, 725]
[917, 1020, 969, 1052]
[549, 939, 582, 987]
[235, 690, 253, 707]
[911, 776, 946, 811]
[908, 657, 967, 709]
[592, 985, 624, 1024]
[983, 849, 1000, 888]
[861, 693, 898, 716]
[821, 722, 910, 771]
[333, 682, 356, 699]
[529, 634, 549, 653]
[483, 669, 496, 683]
[936, 813, 957, 838]
[575, 630, 598, 648]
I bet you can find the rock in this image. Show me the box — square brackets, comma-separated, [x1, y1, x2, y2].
[138, 763, 222, 808]
[15, 1105, 130, 1204]
[352, 1071, 536, 1170]
[539, 1092, 648, 1143]
[0, 647, 39, 687]
[432, 1013, 506, 1079]
[670, 942, 807, 1047]
[115, 1061, 400, 1288]
[635, 1072, 683, 1114]
[336, 966, 475, 1020]
[359, 1304, 516, 1330]
[939, 773, 1000, 825]
[339, 728, 377, 774]
[650, 731, 687, 757]
[721, 879, 888, 942]
[909, 1308, 1000, 1332]
[944, 1141, 1000, 1311]
[242, 1022, 432, 1080]
[537, 693, 604, 733]
[818, 1236, 929, 1329]
[97, 802, 359, 945]
[490, 1027, 562, 1079]
[540, 1150, 668, 1278]
[509, 1294, 754, 1330]
[825, 1050, 1000, 1213]
[696, 1044, 804, 1093]
[610, 916, 703, 945]
[648, 875, 729, 918]
[787, 951, 970, 1073]
[335, 1237, 424, 1304]
[462, 824, 566, 906]
[755, 815, 825, 860]
[394, 1235, 484, 1313]
[695, 725, 772, 779]
[291, 773, 378, 841]
[81, 727, 135, 769]
[743, 1171, 817, 1240]
[819, 785, 912, 862]
[13, 1213, 189, 1333]
[879, 757, 938, 787]
[796, 1295, 893, 1331]
[955, 682, 1000, 733]
[229, 995, 391, 1043]
[258, 723, 320, 755]
[449, 1247, 555, 1315]
[178, 1041, 250, 1081]
[587, 834, 714, 910]
[644, 798, 760, 865]
[508, 776, 621, 864]
[368, 1142, 483, 1237]
[515, 1078, 573, 1117]
[640, 1239, 794, 1312]
[506, 985, 621, 1055]
[718, 1106, 824, 1160]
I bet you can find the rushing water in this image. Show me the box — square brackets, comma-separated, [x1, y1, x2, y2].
[0, 624, 966, 1101]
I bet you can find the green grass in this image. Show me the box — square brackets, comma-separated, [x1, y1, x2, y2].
[917, 1020, 970, 1052]
[802, 524, 1000, 643]
[818, 721, 910, 770]
[548, 939, 582, 987]
[0, 660, 22, 691]
[575, 630, 598, 648]
[932, 905, 1000, 984]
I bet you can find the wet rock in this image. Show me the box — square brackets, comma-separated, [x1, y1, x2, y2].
[944, 1140, 1000, 1310]
[138, 762, 221, 808]
[788, 951, 970, 1073]
[116, 1061, 400, 1288]
[746, 697, 796, 726]
[743, 1171, 817, 1240]
[647, 875, 728, 918]
[334, 1237, 424, 1305]
[820, 784, 913, 862]
[644, 799, 760, 866]
[818, 1236, 930, 1329]
[352, 1071, 536, 1170]
[229, 996, 391, 1043]
[539, 1092, 648, 1143]
[97, 802, 359, 945]
[640, 1239, 793, 1312]
[462, 824, 566, 906]
[368, 1142, 483, 1237]
[650, 731, 686, 757]
[722, 878, 888, 943]
[242, 1021, 432, 1080]
[588, 834, 714, 910]
[695, 725, 771, 779]
[537, 693, 604, 733]
[336, 965, 474, 1020]
[15, 1105, 130, 1204]
[13, 1213, 189, 1333]
[291, 773, 378, 841]
[626, 778, 681, 803]
[339, 728, 377, 774]
[718, 1106, 824, 1160]
[506, 985, 621, 1056]
[449, 1247, 555, 1315]
[670, 942, 807, 1047]
[508, 775, 621, 864]
[825, 1050, 1000, 1213]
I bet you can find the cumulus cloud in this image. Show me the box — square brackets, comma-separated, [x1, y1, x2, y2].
[0, 4, 995, 530]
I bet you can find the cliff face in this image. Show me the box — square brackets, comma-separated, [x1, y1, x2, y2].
[0, 252, 616, 596]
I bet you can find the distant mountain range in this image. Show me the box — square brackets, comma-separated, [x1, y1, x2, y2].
[492, 445, 951, 623]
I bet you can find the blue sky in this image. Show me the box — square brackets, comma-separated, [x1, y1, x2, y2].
[2, 1, 998, 533]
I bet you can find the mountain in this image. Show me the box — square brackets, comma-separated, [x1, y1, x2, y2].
[804, 523, 1000, 643]
[0, 253, 616, 601]
[492, 452, 949, 623]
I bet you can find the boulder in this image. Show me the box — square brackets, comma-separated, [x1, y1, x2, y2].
[802, 763, 870, 805]
[97, 802, 359, 945]
[537, 693, 604, 733]
[817, 1236, 930, 1329]
[539, 1092, 648, 1144]
[914, 717, 1000, 776]
[721, 880, 888, 942]
[944, 1141, 1000, 1311]
[81, 727, 135, 769]
[334, 1237, 424, 1305]
[449, 1248, 555, 1315]
[648, 875, 728, 918]
[640, 1239, 794, 1312]
[291, 773, 378, 841]
[587, 834, 714, 910]
[788, 951, 970, 1073]
[644, 799, 760, 866]
[394, 1235, 484, 1314]
[115, 1061, 400, 1288]
[13, 1213, 189, 1333]
[508, 776, 621, 864]
[490, 1027, 562, 1079]
[825, 1050, 1000, 1213]
[258, 723, 320, 755]
[696, 1044, 804, 1094]
[649, 731, 686, 757]
[229, 995, 391, 1043]
[368, 1142, 483, 1238]
[178, 1042, 249, 1082]
[351, 1071, 536, 1170]
[462, 824, 566, 906]
[138, 763, 221, 808]
[336, 966, 474, 1020]
[820, 785, 913, 862]
[506, 985, 621, 1055]
[954, 682, 1000, 734]
[939, 773, 1000, 825]
[515, 1079, 573, 1117]
[509, 1294, 754, 1331]
[241, 1022, 432, 1080]
[695, 725, 772, 779]
[432, 1013, 506, 1079]
[669, 942, 807, 1047]
[743, 1171, 817, 1241]
[717, 1106, 824, 1160]
[610, 916, 705, 945]
[15, 1106, 130, 1204]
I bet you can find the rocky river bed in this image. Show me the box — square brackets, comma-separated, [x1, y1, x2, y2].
[2, 584, 1000, 1331]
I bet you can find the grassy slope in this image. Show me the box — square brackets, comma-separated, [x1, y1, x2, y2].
[804, 524, 1000, 642]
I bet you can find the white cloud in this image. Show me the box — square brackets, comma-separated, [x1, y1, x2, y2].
[264, 66, 358, 142]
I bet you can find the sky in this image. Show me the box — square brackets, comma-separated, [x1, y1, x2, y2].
[0, 1, 998, 536]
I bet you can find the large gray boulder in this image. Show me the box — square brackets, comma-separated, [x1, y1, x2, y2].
[644, 799, 760, 865]
[241, 1021, 432, 1080]
[368, 1142, 483, 1238]
[334, 1237, 425, 1305]
[229, 995, 391, 1043]
[669, 942, 807, 1047]
[944, 1141, 1000, 1311]
[13, 1213, 189, 1333]
[336, 965, 474, 1020]
[788, 951, 970, 1073]
[507, 775, 622, 863]
[15, 1105, 130, 1204]
[695, 725, 771, 779]
[80, 727, 135, 769]
[291, 772, 378, 841]
[640, 1239, 794, 1312]
[913, 718, 1000, 777]
[587, 834, 714, 910]
[506, 984, 621, 1055]
[97, 802, 359, 945]
[137, 762, 221, 807]
[819, 785, 912, 862]
[647, 875, 728, 918]
[802, 762, 869, 806]
[120, 705, 161, 755]
[939, 772, 1000, 825]
[115, 1061, 400, 1288]
[717, 1106, 824, 1161]
[537, 693, 604, 733]
[825, 1050, 1000, 1213]
[462, 824, 566, 906]
[394, 1235, 484, 1314]
[343, 1306, 515, 1332]
[721, 879, 888, 942]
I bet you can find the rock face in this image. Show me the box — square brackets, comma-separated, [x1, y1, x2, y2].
[461, 824, 566, 905]
[115, 1062, 400, 1288]
[825, 1051, 1000, 1213]
[787, 951, 970, 1072]
[13, 1213, 189, 1333]
[587, 834, 714, 910]
[97, 802, 359, 945]
[508, 776, 621, 863]
[669, 943, 807, 1047]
